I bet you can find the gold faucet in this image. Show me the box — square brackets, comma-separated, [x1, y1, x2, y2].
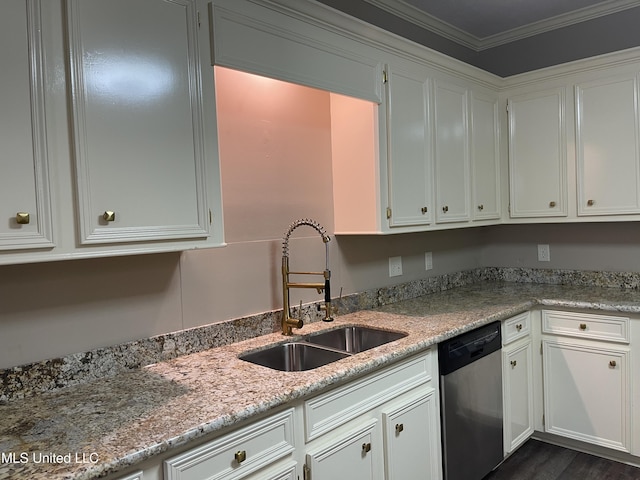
[281, 219, 334, 335]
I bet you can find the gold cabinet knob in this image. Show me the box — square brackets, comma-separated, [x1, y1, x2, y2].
[579, 323, 587, 330]
[442, 205, 449, 213]
[362, 442, 372, 454]
[395, 423, 404, 434]
[587, 199, 595, 206]
[16, 212, 30, 224]
[103, 211, 116, 222]
[510, 360, 517, 368]
[549, 201, 556, 208]
[234, 450, 246, 464]
[477, 204, 484, 211]
[516, 323, 523, 332]
[421, 206, 428, 214]
[609, 360, 617, 368]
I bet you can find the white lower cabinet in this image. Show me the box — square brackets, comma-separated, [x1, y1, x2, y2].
[541, 310, 632, 453]
[502, 312, 535, 455]
[303, 349, 441, 480]
[382, 388, 440, 480]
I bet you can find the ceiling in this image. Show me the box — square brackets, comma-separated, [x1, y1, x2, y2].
[316, 0, 640, 76]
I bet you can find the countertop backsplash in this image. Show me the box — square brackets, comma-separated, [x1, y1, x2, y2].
[2, 266, 640, 403]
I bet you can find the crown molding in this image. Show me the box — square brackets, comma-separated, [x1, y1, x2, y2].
[364, 0, 640, 51]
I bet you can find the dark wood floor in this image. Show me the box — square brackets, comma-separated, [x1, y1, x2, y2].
[484, 440, 640, 480]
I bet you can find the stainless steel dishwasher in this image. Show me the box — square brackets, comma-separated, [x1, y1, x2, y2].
[438, 321, 503, 480]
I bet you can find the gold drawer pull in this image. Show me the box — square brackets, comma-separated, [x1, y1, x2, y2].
[442, 205, 449, 213]
[549, 201, 556, 208]
[587, 199, 595, 206]
[510, 360, 517, 368]
[395, 423, 404, 434]
[477, 204, 484, 211]
[103, 211, 116, 222]
[362, 442, 371, 454]
[609, 360, 617, 368]
[16, 212, 30, 224]
[234, 450, 246, 464]
[579, 323, 587, 330]
[515, 323, 523, 332]
[421, 206, 428, 214]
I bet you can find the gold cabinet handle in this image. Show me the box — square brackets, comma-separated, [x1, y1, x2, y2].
[362, 442, 371, 454]
[477, 204, 484, 211]
[510, 360, 517, 368]
[395, 423, 404, 434]
[16, 212, 30, 225]
[587, 199, 595, 206]
[442, 205, 449, 213]
[609, 360, 617, 368]
[103, 211, 116, 222]
[579, 323, 587, 330]
[421, 206, 428, 214]
[234, 450, 247, 464]
[516, 323, 523, 332]
[549, 201, 556, 207]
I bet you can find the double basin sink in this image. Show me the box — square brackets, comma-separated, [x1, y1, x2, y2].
[239, 325, 407, 372]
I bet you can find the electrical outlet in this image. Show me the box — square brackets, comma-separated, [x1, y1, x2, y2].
[389, 256, 403, 277]
[537, 244, 550, 262]
[425, 252, 433, 271]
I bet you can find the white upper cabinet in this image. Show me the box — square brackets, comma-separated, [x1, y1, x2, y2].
[385, 64, 433, 228]
[507, 88, 568, 218]
[576, 74, 640, 216]
[434, 81, 471, 223]
[470, 91, 501, 221]
[66, 0, 210, 245]
[0, 0, 54, 251]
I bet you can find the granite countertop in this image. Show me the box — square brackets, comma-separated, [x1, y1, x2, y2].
[2, 281, 640, 480]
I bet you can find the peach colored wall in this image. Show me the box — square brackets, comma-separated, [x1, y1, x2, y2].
[0, 68, 484, 370]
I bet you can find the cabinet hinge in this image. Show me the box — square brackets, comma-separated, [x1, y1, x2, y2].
[540, 341, 543, 355]
[209, 209, 212, 225]
[383, 70, 388, 84]
[506, 100, 509, 113]
[386, 207, 392, 219]
[197, 11, 201, 28]
[303, 463, 311, 480]
[542, 413, 545, 427]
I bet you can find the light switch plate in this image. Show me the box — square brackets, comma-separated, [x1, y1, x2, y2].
[425, 252, 433, 270]
[538, 244, 550, 262]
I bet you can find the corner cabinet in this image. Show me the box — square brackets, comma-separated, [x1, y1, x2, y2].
[541, 310, 631, 452]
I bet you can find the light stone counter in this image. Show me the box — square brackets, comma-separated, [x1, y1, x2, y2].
[2, 280, 640, 480]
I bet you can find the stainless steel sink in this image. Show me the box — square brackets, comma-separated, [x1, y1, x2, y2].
[304, 326, 407, 353]
[239, 342, 349, 372]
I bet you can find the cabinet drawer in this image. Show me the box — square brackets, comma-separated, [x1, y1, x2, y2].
[502, 311, 531, 345]
[164, 408, 295, 480]
[304, 351, 432, 442]
[542, 310, 629, 343]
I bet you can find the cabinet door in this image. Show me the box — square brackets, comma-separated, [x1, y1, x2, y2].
[576, 74, 640, 215]
[470, 91, 500, 221]
[66, 0, 209, 245]
[434, 81, 470, 223]
[385, 64, 433, 227]
[542, 339, 630, 452]
[0, 0, 54, 250]
[503, 340, 534, 454]
[382, 388, 440, 480]
[306, 420, 381, 480]
[508, 89, 567, 218]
